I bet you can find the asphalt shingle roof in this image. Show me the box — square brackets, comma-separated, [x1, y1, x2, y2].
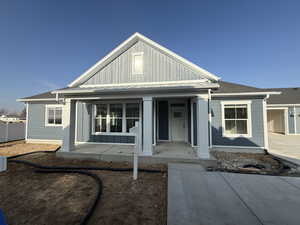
[263, 87, 300, 105]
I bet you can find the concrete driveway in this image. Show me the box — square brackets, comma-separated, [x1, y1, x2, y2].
[168, 163, 300, 225]
[268, 133, 300, 163]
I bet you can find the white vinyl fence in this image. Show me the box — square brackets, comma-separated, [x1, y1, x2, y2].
[0, 122, 25, 143]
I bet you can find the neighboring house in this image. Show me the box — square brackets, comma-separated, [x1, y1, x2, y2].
[0, 115, 24, 123]
[18, 33, 283, 159]
[264, 88, 300, 135]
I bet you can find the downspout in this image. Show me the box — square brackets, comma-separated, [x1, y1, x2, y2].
[208, 89, 212, 148]
[263, 94, 270, 150]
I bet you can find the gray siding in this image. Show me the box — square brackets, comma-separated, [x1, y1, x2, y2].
[27, 102, 63, 140]
[288, 107, 295, 134]
[84, 40, 206, 85]
[158, 101, 169, 140]
[296, 107, 300, 134]
[211, 98, 265, 147]
[76, 101, 134, 144]
[193, 102, 197, 145]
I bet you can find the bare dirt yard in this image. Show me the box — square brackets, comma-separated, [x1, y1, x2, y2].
[0, 140, 60, 157]
[0, 153, 167, 225]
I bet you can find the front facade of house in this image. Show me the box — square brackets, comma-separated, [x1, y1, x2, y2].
[19, 33, 281, 159]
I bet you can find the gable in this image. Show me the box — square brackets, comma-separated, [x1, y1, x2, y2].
[69, 33, 219, 87]
[82, 40, 210, 86]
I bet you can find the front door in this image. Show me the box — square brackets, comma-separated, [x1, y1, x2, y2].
[170, 107, 186, 141]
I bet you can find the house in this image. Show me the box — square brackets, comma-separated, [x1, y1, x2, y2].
[264, 88, 300, 135]
[18, 33, 283, 159]
[0, 115, 24, 123]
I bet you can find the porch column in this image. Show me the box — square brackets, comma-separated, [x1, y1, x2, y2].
[61, 99, 76, 152]
[143, 96, 153, 156]
[196, 95, 210, 159]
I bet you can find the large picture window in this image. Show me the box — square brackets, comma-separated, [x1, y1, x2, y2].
[45, 105, 62, 126]
[222, 101, 252, 137]
[93, 102, 140, 134]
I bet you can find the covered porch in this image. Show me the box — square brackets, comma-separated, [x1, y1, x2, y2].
[59, 92, 212, 160]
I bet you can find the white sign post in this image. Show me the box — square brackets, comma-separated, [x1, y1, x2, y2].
[0, 156, 7, 172]
[130, 121, 140, 180]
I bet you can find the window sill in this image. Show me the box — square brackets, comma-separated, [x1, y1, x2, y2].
[92, 132, 135, 136]
[45, 124, 63, 127]
[222, 133, 252, 138]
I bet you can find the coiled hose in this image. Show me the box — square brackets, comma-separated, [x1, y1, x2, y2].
[7, 149, 164, 225]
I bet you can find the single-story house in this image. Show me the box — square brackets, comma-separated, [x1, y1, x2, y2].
[18, 32, 296, 159]
[264, 88, 300, 135]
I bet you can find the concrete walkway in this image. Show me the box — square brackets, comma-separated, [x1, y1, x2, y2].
[269, 133, 300, 162]
[168, 163, 300, 225]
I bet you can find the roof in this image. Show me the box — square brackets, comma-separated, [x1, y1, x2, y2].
[17, 90, 57, 101]
[212, 81, 263, 94]
[68, 32, 220, 87]
[263, 87, 300, 105]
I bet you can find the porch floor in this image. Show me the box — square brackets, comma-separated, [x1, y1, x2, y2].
[57, 142, 216, 166]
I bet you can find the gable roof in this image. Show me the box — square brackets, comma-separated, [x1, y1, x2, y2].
[263, 87, 300, 105]
[68, 32, 220, 87]
[213, 81, 262, 93]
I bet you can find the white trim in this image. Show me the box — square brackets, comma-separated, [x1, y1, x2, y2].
[212, 145, 265, 149]
[268, 104, 300, 107]
[212, 92, 281, 96]
[262, 97, 269, 149]
[45, 104, 63, 127]
[208, 89, 212, 147]
[75, 141, 134, 146]
[132, 52, 144, 75]
[26, 139, 62, 144]
[153, 99, 156, 146]
[221, 100, 252, 138]
[79, 79, 208, 88]
[25, 103, 29, 141]
[68, 32, 219, 87]
[75, 101, 78, 142]
[17, 98, 63, 102]
[190, 99, 194, 146]
[66, 93, 209, 101]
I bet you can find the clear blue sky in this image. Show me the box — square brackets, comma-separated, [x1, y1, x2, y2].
[1, 0, 300, 111]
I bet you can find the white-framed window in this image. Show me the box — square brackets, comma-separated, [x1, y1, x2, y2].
[92, 102, 140, 135]
[221, 101, 252, 137]
[132, 52, 143, 75]
[45, 105, 63, 126]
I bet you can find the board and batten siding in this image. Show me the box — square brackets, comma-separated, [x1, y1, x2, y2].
[83, 40, 206, 86]
[76, 101, 135, 144]
[27, 102, 63, 140]
[211, 98, 265, 147]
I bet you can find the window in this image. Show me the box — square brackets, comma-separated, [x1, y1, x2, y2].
[132, 52, 143, 74]
[45, 105, 62, 126]
[110, 104, 123, 132]
[94, 104, 107, 132]
[126, 103, 139, 132]
[222, 101, 252, 137]
[93, 102, 140, 134]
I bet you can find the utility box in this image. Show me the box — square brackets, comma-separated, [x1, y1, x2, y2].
[0, 156, 7, 172]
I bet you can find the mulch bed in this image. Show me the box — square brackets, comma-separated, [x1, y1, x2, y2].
[211, 151, 300, 176]
[0, 153, 167, 225]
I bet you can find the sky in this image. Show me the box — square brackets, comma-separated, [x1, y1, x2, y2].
[0, 0, 300, 112]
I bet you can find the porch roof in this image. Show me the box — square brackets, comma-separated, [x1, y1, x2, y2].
[51, 82, 219, 95]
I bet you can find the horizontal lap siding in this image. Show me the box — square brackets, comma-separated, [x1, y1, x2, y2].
[84, 40, 205, 85]
[211, 98, 265, 147]
[27, 103, 63, 140]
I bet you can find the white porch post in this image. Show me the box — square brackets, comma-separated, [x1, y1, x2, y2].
[61, 99, 76, 152]
[196, 95, 210, 159]
[143, 96, 153, 156]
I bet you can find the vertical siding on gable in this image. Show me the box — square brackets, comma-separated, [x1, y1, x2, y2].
[84, 40, 206, 85]
[27, 102, 63, 140]
[211, 98, 265, 147]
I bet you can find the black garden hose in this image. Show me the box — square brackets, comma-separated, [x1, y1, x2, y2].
[35, 169, 102, 225]
[7, 149, 165, 225]
[7, 146, 61, 159]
